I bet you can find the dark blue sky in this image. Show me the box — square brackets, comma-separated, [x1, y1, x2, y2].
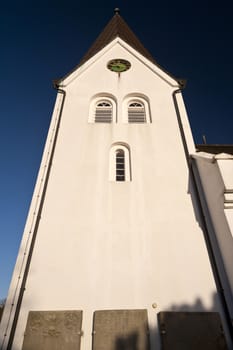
[1, 0, 233, 299]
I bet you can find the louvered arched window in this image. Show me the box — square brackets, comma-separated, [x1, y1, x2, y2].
[95, 100, 112, 123]
[123, 95, 150, 123]
[89, 95, 116, 123]
[128, 101, 146, 123]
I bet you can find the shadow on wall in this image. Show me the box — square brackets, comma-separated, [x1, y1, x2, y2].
[161, 292, 229, 350]
[116, 295, 227, 349]
[0, 299, 6, 322]
[187, 171, 205, 227]
[112, 293, 226, 350]
[168, 292, 220, 312]
[187, 170, 233, 320]
[8, 293, 228, 350]
[115, 332, 139, 350]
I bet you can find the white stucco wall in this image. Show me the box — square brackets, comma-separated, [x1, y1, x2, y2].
[192, 153, 233, 324]
[217, 155, 233, 232]
[0, 41, 221, 349]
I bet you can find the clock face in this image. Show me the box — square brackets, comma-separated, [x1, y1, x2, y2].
[107, 59, 131, 72]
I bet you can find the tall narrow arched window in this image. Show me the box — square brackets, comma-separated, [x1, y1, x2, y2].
[128, 101, 146, 123]
[116, 149, 125, 181]
[109, 144, 131, 182]
[95, 101, 112, 123]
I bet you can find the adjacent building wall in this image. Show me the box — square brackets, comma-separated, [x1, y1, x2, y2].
[192, 153, 233, 323]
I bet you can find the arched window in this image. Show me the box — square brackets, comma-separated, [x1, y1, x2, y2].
[95, 100, 112, 123]
[128, 101, 146, 123]
[116, 149, 125, 181]
[89, 95, 116, 123]
[109, 144, 131, 182]
[123, 95, 151, 123]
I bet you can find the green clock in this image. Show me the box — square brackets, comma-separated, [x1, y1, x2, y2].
[107, 59, 131, 72]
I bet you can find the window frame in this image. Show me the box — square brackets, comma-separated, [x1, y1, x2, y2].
[128, 100, 146, 123]
[89, 96, 117, 123]
[123, 95, 151, 123]
[109, 143, 131, 182]
[95, 100, 113, 123]
[115, 149, 125, 181]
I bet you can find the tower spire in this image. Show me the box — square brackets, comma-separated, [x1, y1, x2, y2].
[77, 11, 156, 67]
[114, 7, 120, 14]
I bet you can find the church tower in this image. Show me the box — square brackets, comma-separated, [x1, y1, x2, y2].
[0, 10, 230, 350]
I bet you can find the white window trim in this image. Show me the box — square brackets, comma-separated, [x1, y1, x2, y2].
[109, 143, 131, 182]
[122, 96, 151, 123]
[89, 96, 117, 123]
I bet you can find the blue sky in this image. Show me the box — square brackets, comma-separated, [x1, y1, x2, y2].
[1, 0, 233, 299]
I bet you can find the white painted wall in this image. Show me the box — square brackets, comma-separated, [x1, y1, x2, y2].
[1, 41, 221, 349]
[192, 153, 233, 324]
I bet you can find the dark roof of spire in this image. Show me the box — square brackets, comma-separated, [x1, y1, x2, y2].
[78, 12, 156, 66]
[55, 11, 184, 86]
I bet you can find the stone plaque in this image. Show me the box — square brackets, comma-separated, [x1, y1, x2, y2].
[158, 312, 227, 350]
[92, 309, 150, 350]
[22, 310, 82, 350]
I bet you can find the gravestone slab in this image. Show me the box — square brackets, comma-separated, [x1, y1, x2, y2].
[22, 310, 82, 350]
[92, 309, 150, 350]
[158, 312, 227, 350]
